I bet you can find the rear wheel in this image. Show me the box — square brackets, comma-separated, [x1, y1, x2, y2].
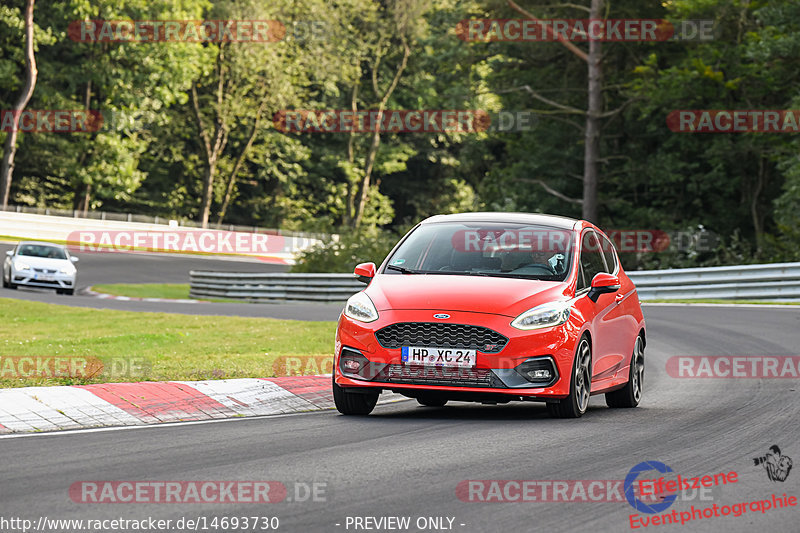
[332, 374, 379, 415]
[606, 336, 644, 408]
[417, 397, 448, 407]
[547, 337, 591, 419]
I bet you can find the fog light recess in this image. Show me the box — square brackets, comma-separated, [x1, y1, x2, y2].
[514, 356, 559, 386]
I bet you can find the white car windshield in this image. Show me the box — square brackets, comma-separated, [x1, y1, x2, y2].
[18, 244, 68, 260]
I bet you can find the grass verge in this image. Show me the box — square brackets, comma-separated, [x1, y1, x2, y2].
[0, 297, 336, 388]
[92, 283, 191, 300]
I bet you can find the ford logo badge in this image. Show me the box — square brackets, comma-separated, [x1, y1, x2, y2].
[433, 313, 450, 319]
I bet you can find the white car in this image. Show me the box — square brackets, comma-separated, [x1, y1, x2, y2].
[3, 242, 79, 295]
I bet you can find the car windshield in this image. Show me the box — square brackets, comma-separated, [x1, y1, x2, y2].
[385, 222, 574, 281]
[17, 244, 68, 260]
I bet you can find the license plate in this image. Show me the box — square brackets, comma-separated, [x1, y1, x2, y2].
[401, 346, 476, 368]
[34, 274, 55, 281]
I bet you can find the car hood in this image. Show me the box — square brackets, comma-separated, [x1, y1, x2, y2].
[365, 274, 570, 318]
[12, 256, 72, 269]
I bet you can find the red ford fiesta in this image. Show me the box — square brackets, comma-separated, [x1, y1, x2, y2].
[333, 212, 646, 418]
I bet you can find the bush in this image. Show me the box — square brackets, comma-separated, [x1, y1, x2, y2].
[290, 227, 401, 273]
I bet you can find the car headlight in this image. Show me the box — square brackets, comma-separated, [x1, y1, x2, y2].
[13, 261, 31, 271]
[344, 292, 379, 323]
[511, 301, 571, 330]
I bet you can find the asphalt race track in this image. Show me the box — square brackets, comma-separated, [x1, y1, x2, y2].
[2, 305, 798, 533]
[0, 243, 344, 320]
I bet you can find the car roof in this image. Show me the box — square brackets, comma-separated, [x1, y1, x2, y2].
[420, 212, 581, 230]
[16, 241, 66, 248]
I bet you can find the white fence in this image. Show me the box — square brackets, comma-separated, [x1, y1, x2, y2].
[0, 211, 321, 264]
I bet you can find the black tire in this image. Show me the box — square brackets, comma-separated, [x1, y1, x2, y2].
[547, 336, 592, 419]
[332, 374, 379, 415]
[4, 273, 16, 289]
[417, 397, 448, 407]
[606, 336, 644, 408]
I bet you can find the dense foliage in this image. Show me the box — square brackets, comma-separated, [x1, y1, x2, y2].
[2, 0, 799, 271]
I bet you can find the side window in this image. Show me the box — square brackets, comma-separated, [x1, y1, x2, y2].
[576, 261, 587, 291]
[600, 234, 617, 273]
[580, 231, 608, 286]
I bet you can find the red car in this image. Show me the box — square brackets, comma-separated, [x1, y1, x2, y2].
[333, 212, 646, 418]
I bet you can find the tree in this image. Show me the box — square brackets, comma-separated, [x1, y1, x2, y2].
[341, 0, 427, 228]
[0, 0, 37, 208]
[507, 0, 603, 222]
[190, 0, 352, 228]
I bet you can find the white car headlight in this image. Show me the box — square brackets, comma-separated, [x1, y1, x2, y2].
[511, 301, 571, 330]
[14, 261, 31, 271]
[344, 292, 379, 323]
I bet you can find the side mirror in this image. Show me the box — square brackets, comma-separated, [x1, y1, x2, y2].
[5, 250, 12, 257]
[354, 262, 376, 284]
[70, 256, 79, 263]
[587, 272, 620, 303]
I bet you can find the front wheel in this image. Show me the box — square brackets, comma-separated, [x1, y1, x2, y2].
[547, 337, 592, 418]
[606, 336, 644, 408]
[332, 374, 379, 415]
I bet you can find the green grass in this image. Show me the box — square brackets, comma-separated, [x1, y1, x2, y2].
[93, 283, 191, 300]
[646, 299, 800, 305]
[0, 297, 336, 388]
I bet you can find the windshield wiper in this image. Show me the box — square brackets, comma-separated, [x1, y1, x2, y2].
[492, 272, 563, 281]
[429, 270, 491, 276]
[386, 264, 419, 274]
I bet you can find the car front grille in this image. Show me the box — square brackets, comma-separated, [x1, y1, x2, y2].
[376, 364, 495, 387]
[33, 268, 57, 274]
[375, 322, 508, 353]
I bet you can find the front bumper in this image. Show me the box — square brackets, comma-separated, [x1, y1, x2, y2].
[335, 309, 581, 400]
[11, 268, 76, 290]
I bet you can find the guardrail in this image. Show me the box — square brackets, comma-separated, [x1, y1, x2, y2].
[189, 272, 363, 302]
[189, 262, 800, 303]
[628, 262, 800, 301]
